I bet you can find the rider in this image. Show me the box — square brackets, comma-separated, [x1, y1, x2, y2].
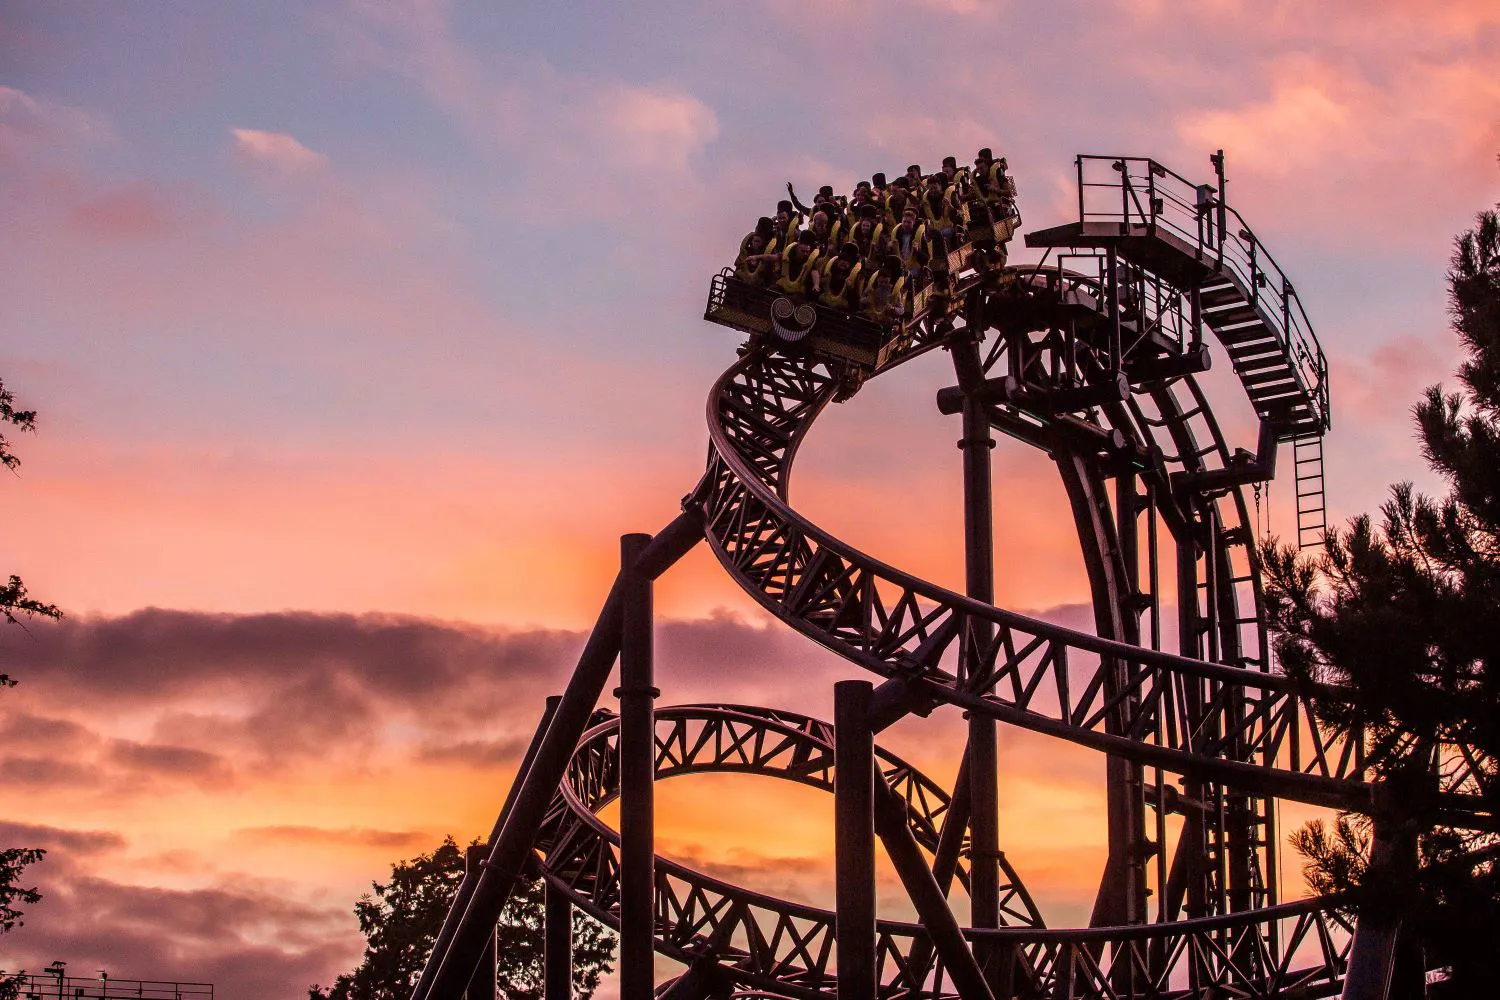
[807, 203, 840, 250]
[848, 203, 887, 263]
[735, 218, 779, 285]
[774, 199, 801, 247]
[920, 174, 962, 240]
[818, 242, 864, 312]
[861, 254, 909, 326]
[774, 230, 824, 298]
[883, 182, 913, 231]
[889, 204, 928, 279]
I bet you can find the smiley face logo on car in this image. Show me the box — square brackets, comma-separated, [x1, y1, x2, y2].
[770, 297, 818, 343]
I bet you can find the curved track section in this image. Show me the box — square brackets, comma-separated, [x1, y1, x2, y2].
[534, 704, 1041, 998]
[694, 333, 1489, 818]
[534, 705, 1354, 999]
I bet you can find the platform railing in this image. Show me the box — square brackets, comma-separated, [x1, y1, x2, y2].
[1076, 155, 1329, 433]
[4, 973, 212, 999]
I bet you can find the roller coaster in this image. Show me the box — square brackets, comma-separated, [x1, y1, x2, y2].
[409, 154, 1491, 1000]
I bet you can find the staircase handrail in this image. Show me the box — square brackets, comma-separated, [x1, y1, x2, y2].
[1075, 154, 1329, 432]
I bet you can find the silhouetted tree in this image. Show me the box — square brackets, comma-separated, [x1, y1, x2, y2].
[1262, 208, 1500, 992]
[0, 377, 58, 1000]
[309, 837, 615, 1000]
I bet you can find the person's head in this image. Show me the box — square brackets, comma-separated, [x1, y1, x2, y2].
[755, 216, 775, 240]
[975, 147, 993, 166]
[872, 172, 887, 190]
[882, 254, 902, 278]
[815, 184, 835, 205]
[942, 155, 958, 178]
[997, 157, 1008, 172]
[746, 231, 767, 254]
[834, 244, 859, 274]
[906, 164, 922, 181]
[777, 200, 794, 223]
[902, 205, 919, 226]
[810, 210, 831, 236]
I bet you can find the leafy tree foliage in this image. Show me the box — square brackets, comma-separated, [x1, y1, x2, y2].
[0, 380, 59, 636]
[1262, 209, 1500, 990]
[0, 377, 56, 999]
[309, 837, 615, 1000]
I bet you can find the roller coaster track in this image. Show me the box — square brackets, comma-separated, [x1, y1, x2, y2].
[696, 303, 1491, 819]
[534, 706, 1355, 1000]
[415, 155, 1493, 1000]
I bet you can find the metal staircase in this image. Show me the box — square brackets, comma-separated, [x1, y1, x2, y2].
[1026, 154, 1330, 443]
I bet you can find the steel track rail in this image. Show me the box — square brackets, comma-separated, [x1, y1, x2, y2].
[535, 704, 1353, 999]
[692, 295, 1492, 820]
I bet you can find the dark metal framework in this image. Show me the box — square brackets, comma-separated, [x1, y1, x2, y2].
[412, 154, 1493, 1000]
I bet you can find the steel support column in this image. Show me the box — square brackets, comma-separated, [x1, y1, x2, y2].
[618, 532, 658, 1000]
[545, 880, 572, 1000]
[463, 845, 497, 1000]
[953, 331, 1002, 980]
[834, 680, 877, 1000]
[414, 513, 701, 1000]
[1342, 783, 1423, 1000]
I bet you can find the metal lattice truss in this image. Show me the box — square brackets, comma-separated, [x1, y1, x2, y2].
[697, 350, 1492, 816]
[534, 705, 1353, 999]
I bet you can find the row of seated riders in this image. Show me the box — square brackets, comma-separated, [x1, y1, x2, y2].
[731, 149, 1019, 327]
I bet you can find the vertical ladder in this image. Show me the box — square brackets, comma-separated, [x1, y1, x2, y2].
[1293, 434, 1327, 550]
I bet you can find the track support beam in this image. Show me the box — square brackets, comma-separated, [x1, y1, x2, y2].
[463, 845, 497, 1000]
[618, 532, 658, 1000]
[835, 680, 878, 1000]
[953, 331, 1003, 985]
[412, 511, 701, 1000]
[544, 879, 572, 1000]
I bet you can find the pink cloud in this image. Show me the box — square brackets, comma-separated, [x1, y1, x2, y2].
[66, 180, 192, 240]
[0, 85, 112, 156]
[230, 127, 328, 172]
[594, 84, 718, 174]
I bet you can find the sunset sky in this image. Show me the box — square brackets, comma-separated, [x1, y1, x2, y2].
[1, 2, 1498, 996]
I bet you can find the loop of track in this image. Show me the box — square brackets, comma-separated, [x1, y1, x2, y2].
[534, 705, 1355, 998]
[534, 704, 1041, 998]
[691, 278, 1490, 817]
